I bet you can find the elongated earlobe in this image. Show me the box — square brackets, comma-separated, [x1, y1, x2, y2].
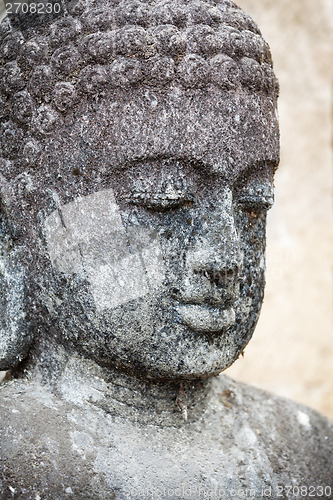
[0, 176, 32, 370]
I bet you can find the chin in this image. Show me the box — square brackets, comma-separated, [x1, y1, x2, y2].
[143, 317, 258, 380]
[54, 286, 259, 380]
[140, 351, 239, 380]
[109, 325, 252, 381]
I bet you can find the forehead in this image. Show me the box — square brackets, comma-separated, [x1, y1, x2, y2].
[42, 87, 279, 193]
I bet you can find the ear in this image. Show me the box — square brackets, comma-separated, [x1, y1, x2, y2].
[0, 175, 33, 370]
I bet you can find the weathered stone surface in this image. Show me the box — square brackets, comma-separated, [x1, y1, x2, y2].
[0, 0, 332, 498]
[1, 372, 333, 499]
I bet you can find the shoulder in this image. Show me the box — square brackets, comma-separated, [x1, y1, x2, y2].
[0, 379, 111, 499]
[218, 374, 333, 438]
[213, 374, 333, 487]
[0, 378, 71, 436]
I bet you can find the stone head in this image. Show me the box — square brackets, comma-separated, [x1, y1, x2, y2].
[0, 0, 279, 379]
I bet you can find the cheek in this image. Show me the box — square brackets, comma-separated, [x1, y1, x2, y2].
[235, 208, 267, 262]
[44, 189, 170, 313]
[235, 212, 267, 314]
[124, 208, 195, 284]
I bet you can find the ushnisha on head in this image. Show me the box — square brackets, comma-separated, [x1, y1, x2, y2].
[0, 0, 279, 379]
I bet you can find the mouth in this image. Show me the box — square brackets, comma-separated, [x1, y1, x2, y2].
[175, 302, 236, 333]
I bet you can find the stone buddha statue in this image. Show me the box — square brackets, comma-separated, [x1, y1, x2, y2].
[0, 1, 332, 498]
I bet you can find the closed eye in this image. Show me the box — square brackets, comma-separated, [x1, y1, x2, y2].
[128, 194, 195, 212]
[237, 194, 274, 214]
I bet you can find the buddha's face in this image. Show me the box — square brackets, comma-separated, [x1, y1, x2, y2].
[33, 87, 279, 379]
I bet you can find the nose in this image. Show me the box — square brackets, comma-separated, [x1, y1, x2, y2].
[186, 194, 243, 285]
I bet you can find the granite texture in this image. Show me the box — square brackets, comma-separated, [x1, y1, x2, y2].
[1, 372, 333, 499]
[0, 0, 332, 498]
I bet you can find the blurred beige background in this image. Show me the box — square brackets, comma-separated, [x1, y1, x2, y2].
[1, 2, 333, 419]
[228, 0, 333, 419]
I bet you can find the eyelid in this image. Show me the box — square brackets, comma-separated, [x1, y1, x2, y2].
[124, 188, 195, 212]
[237, 194, 274, 212]
[128, 193, 195, 211]
[235, 182, 274, 213]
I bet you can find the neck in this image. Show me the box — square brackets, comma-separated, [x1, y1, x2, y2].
[19, 341, 213, 427]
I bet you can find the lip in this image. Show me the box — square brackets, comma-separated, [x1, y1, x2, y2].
[175, 302, 236, 333]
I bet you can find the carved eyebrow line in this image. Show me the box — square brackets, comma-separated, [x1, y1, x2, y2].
[124, 154, 208, 170]
[235, 158, 279, 184]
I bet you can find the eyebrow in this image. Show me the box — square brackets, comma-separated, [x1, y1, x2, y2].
[235, 158, 279, 182]
[126, 155, 222, 180]
[123, 155, 280, 186]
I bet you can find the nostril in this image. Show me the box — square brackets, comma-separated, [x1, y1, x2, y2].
[194, 266, 239, 286]
[224, 268, 238, 279]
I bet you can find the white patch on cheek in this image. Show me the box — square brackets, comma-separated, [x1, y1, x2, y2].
[90, 254, 150, 310]
[44, 189, 165, 311]
[43, 210, 85, 275]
